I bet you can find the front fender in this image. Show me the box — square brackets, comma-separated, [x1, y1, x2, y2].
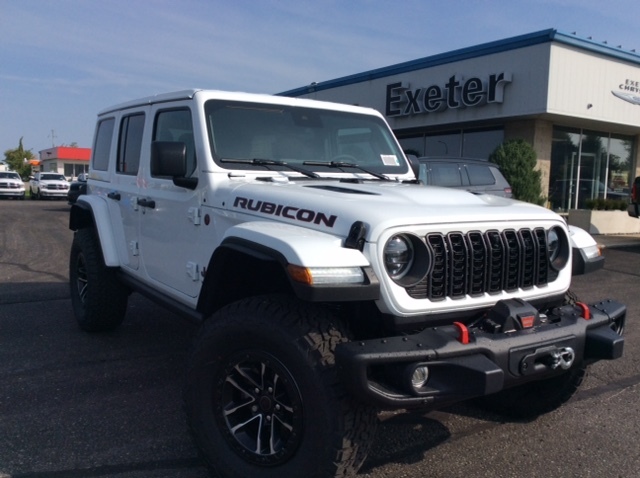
[568, 225, 604, 275]
[70, 196, 121, 267]
[222, 221, 371, 268]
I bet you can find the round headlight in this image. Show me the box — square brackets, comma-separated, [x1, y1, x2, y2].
[383, 234, 431, 287]
[547, 226, 569, 271]
[384, 235, 414, 279]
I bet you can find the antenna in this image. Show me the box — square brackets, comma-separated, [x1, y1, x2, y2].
[49, 129, 57, 147]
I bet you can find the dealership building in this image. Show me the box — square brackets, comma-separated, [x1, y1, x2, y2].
[281, 29, 640, 212]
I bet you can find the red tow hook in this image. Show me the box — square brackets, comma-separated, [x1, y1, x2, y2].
[576, 302, 591, 320]
[453, 322, 470, 344]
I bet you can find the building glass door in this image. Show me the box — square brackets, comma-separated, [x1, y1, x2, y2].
[549, 127, 633, 211]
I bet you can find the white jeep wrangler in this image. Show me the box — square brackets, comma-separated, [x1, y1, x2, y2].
[69, 89, 625, 478]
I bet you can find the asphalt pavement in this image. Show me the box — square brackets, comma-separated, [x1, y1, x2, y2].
[1, 201, 640, 478]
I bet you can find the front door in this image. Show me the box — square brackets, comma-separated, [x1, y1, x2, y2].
[137, 105, 205, 298]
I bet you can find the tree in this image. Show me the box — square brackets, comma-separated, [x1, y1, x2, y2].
[489, 139, 545, 205]
[3, 137, 34, 179]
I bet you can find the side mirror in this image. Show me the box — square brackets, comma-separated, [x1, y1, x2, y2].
[151, 141, 187, 177]
[150, 141, 198, 190]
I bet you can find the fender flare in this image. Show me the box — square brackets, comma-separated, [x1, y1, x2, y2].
[197, 222, 378, 314]
[69, 196, 121, 267]
[220, 221, 371, 268]
[568, 225, 604, 275]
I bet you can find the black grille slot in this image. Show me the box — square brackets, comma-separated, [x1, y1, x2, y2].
[426, 235, 447, 301]
[407, 228, 554, 300]
[448, 233, 468, 299]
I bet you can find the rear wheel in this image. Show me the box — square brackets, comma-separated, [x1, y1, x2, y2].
[184, 295, 378, 478]
[69, 228, 128, 332]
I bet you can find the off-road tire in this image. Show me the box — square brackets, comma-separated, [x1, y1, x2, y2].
[69, 228, 128, 332]
[184, 295, 378, 478]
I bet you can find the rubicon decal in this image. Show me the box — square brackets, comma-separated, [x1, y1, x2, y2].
[233, 196, 338, 227]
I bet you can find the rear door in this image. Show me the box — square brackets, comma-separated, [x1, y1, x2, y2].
[113, 109, 148, 271]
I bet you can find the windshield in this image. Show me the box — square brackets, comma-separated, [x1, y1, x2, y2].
[41, 174, 66, 181]
[0, 172, 20, 179]
[205, 100, 408, 176]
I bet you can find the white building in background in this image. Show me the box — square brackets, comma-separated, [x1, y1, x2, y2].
[281, 29, 640, 212]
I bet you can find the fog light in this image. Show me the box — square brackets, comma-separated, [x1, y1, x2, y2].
[411, 365, 430, 389]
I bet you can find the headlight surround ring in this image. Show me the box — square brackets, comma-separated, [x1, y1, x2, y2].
[547, 226, 570, 271]
[383, 234, 430, 287]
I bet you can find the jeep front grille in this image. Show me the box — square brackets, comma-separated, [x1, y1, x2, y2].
[407, 228, 556, 300]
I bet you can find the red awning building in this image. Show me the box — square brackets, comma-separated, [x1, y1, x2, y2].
[38, 146, 91, 179]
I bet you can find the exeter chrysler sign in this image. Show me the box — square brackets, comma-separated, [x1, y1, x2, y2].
[385, 72, 512, 117]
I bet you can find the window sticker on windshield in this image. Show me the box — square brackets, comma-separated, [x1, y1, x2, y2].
[381, 154, 399, 166]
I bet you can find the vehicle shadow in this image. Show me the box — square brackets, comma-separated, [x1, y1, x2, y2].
[359, 410, 451, 472]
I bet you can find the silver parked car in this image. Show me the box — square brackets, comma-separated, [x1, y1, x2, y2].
[417, 156, 513, 198]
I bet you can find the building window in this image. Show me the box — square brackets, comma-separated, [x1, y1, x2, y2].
[549, 126, 634, 211]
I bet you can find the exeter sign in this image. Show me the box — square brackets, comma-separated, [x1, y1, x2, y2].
[385, 72, 512, 117]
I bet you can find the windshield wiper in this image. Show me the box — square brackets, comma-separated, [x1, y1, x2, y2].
[303, 161, 391, 181]
[221, 158, 319, 178]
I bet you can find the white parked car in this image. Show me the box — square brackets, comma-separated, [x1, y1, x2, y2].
[69, 89, 625, 478]
[29, 172, 70, 200]
[0, 171, 26, 199]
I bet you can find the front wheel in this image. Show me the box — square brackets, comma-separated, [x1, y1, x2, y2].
[69, 228, 128, 332]
[184, 295, 378, 478]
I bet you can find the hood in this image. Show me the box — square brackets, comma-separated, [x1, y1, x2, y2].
[219, 178, 562, 240]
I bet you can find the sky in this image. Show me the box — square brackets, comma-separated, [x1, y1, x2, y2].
[2, 0, 640, 156]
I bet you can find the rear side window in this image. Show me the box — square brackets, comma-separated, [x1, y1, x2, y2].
[117, 113, 145, 175]
[467, 164, 497, 186]
[429, 162, 463, 187]
[92, 118, 115, 171]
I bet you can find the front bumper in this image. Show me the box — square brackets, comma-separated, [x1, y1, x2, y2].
[40, 189, 69, 197]
[336, 299, 625, 409]
[0, 190, 25, 198]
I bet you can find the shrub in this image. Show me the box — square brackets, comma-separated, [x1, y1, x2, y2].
[489, 139, 545, 205]
[584, 198, 628, 211]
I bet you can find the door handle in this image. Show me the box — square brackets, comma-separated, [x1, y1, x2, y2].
[107, 191, 121, 201]
[137, 198, 156, 209]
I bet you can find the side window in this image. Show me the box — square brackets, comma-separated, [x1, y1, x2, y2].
[117, 113, 145, 175]
[153, 108, 196, 177]
[467, 164, 497, 186]
[92, 118, 115, 171]
[430, 162, 462, 187]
